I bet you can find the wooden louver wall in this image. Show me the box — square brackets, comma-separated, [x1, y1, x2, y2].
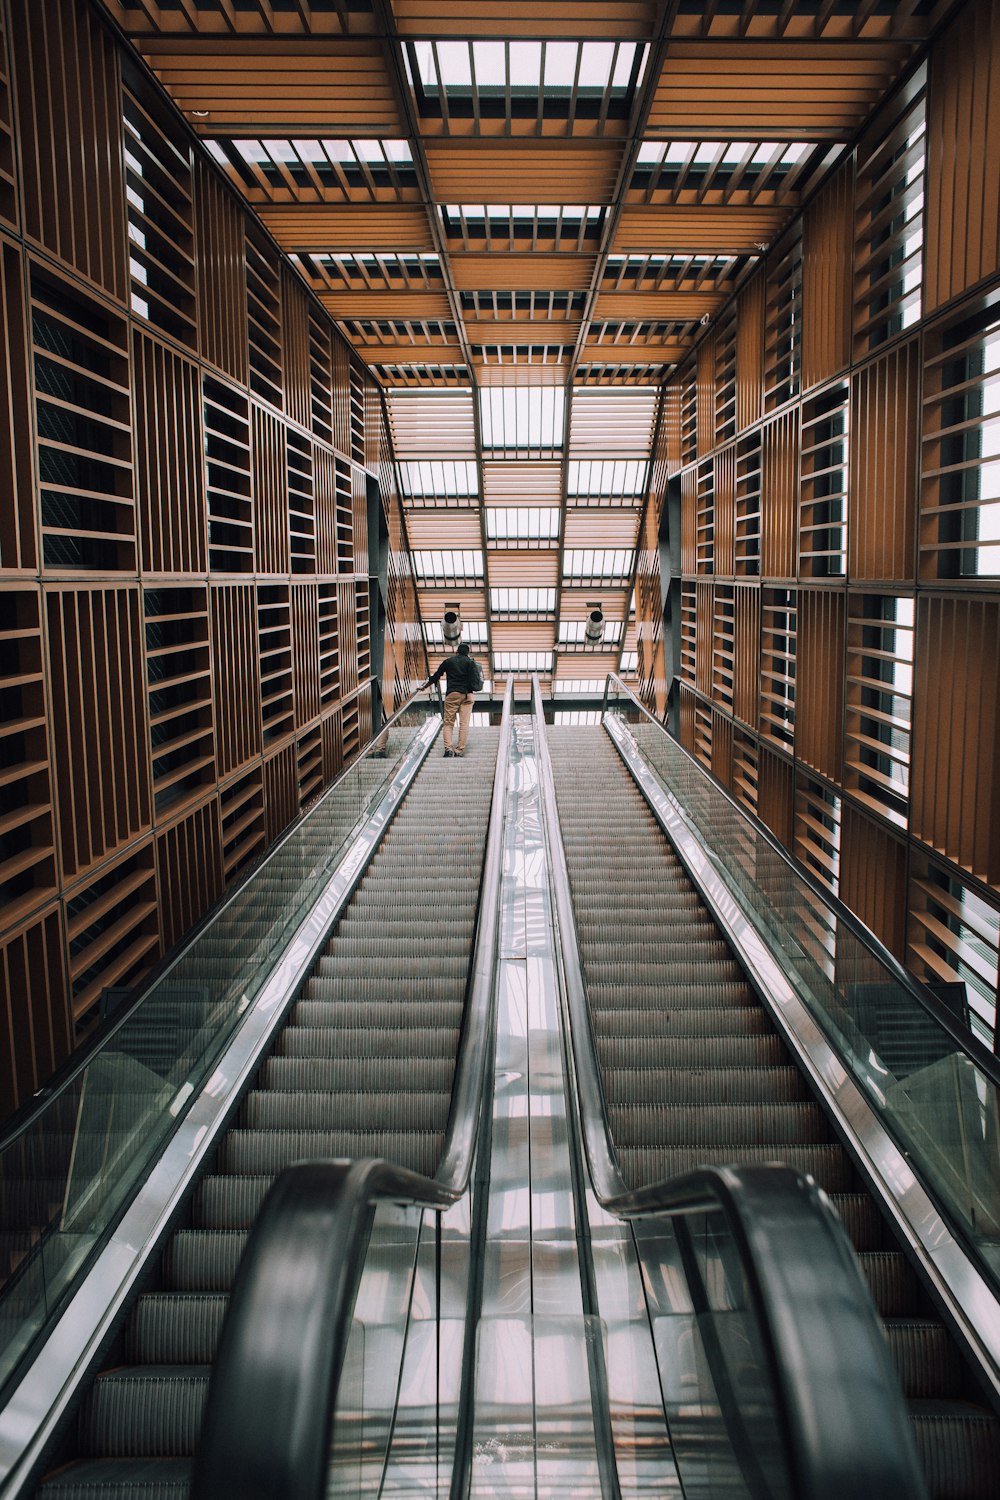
[639, 0, 1000, 1048]
[0, 0, 422, 1117]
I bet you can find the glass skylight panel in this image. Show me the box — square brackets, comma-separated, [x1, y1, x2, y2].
[633, 139, 822, 189]
[558, 621, 624, 646]
[490, 588, 556, 615]
[210, 138, 415, 190]
[567, 460, 648, 498]
[553, 710, 602, 725]
[486, 508, 560, 543]
[411, 549, 484, 581]
[619, 651, 638, 673]
[479, 387, 565, 452]
[493, 652, 553, 672]
[408, 39, 646, 100]
[563, 550, 636, 583]
[552, 679, 607, 695]
[425, 619, 489, 646]
[398, 460, 478, 499]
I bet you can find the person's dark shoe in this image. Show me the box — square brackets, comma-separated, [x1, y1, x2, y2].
[444, 750, 454, 757]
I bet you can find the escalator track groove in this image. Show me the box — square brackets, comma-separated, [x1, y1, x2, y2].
[33, 734, 498, 1499]
[548, 726, 1000, 1500]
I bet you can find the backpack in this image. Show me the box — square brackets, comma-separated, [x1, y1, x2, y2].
[470, 658, 484, 692]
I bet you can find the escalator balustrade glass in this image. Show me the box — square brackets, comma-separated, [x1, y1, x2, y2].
[603, 675, 1000, 1292]
[0, 692, 440, 1401]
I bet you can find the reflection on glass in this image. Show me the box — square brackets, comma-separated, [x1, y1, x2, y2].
[0, 696, 439, 1394]
[604, 678, 1000, 1285]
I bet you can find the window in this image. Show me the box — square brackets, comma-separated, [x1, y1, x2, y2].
[845, 595, 914, 828]
[486, 508, 559, 544]
[480, 387, 565, 453]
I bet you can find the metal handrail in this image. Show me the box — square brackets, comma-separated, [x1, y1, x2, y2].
[531, 677, 927, 1500]
[600, 671, 1000, 1091]
[0, 680, 446, 1151]
[191, 677, 514, 1500]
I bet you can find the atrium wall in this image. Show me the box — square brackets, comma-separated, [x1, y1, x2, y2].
[0, 0, 424, 1113]
[634, 0, 1000, 1047]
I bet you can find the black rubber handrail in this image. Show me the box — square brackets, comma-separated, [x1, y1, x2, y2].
[600, 671, 1000, 1092]
[191, 677, 514, 1500]
[0, 680, 445, 1151]
[530, 677, 927, 1500]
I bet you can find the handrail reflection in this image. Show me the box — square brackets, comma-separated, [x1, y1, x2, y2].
[191, 678, 514, 1500]
[531, 676, 926, 1500]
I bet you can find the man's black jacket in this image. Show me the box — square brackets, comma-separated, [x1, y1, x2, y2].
[429, 652, 481, 694]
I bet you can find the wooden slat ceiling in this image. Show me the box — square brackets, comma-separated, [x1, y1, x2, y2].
[104, 0, 947, 690]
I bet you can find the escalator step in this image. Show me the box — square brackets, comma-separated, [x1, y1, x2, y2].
[280, 1020, 464, 1056]
[220, 1126, 443, 1178]
[616, 1144, 852, 1194]
[261, 1056, 457, 1092]
[602, 1066, 807, 1105]
[591, 1006, 773, 1038]
[239, 1087, 452, 1130]
[827, 1193, 883, 1250]
[884, 1322, 963, 1398]
[162, 1232, 247, 1292]
[609, 1101, 828, 1148]
[77, 1369, 208, 1457]
[126, 1295, 228, 1365]
[600, 1035, 787, 1068]
[910, 1404, 1000, 1500]
[191, 1176, 271, 1230]
[856, 1252, 921, 1317]
[40, 1458, 192, 1497]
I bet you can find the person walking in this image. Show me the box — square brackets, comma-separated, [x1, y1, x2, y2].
[425, 641, 483, 757]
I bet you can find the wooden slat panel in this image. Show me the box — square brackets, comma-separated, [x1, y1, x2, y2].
[850, 338, 919, 582]
[155, 796, 223, 951]
[0, 907, 68, 1115]
[10, 0, 126, 302]
[211, 582, 261, 777]
[617, 207, 790, 252]
[258, 582, 295, 747]
[144, 584, 216, 819]
[451, 255, 596, 292]
[0, 587, 57, 929]
[282, 267, 311, 431]
[569, 387, 659, 455]
[911, 593, 1000, 884]
[796, 586, 845, 783]
[649, 42, 912, 136]
[802, 158, 853, 391]
[196, 161, 249, 383]
[46, 586, 152, 882]
[760, 409, 799, 581]
[733, 582, 760, 729]
[205, 376, 254, 572]
[712, 582, 734, 712]
[64, 841, 159, 1023]
[134, 330, 206, 575]
[276, 208, 434, 252]
[695, 579, 713, 697]
[220, 765, 265, 885]
[735, 268, 764, 434]
[392, 2, 659, 37]
[426, 144, 622, 203]
[840, 802, 908, 960]
[292, 582, 321, 729]
[696, 335, 715, 461]
[0, 237, 34, 571]
[263, 742, 297, 843]
[714, 444, 736, 577]
[0, 5, 16, 229]
[925, 0, 1000, 312]
[758, 742, 794, 846]
[136, 40, 401, 134]
[252, 405, 289, 575]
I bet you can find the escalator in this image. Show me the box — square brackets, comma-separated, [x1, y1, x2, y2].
[0, 710, 501, 1499]
[546, 717, 1000, 1499]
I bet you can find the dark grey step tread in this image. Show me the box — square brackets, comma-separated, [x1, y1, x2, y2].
[192, 1175, 272, 1229]
[297, 982, 465, 1007]
[279, 1023, 461, 1057]
[856, 1252, 921, 1317]
[584, 959, 745, 981]
[77, 1368, 208, 1456]
[587, 982, 758, 1008]
[617, 1144, 853, 1194]
[126, 1294, 229, 1364]
[884, 1321, 963, 1398]
[262, 1056, 458, 1091]
[310, 956, 470, 978]
[220, 1127, 443, 1178]
[602, 1066, 808, 1105]
[910, 1402, 1000, 1500]
[608, 1100, 829, 1148]
[828, 1193, 883, 1250]
[592, 1006, 774, 1038]
[39, 1457, 192, 1496]
[162, 1232, 247, 1291]
[280, 1020, 464, 1056]
[239, 1087, 452, 1130]
[600, 1035, 787, 1067]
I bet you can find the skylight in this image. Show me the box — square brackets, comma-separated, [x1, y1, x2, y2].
[486, 508, 560, 543]
[479, 387, 565, 452]
[398, 460, 478, 499]
[205, 138, 415, 191]
[407, 40, 647, 97]
[493, 652, 553, 672]
[490, 588, 556, 616]
[567, 460, 648, 498]
[552, 679, 608, 696]
[424, 619, 489, 646]
[411, 550, 484, 581]
[563, 549, 635, 584]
